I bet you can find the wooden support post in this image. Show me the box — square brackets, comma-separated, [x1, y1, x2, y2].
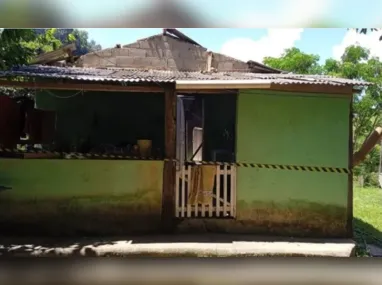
[161, 86, 177, 233]
[347, 98, 354, 238]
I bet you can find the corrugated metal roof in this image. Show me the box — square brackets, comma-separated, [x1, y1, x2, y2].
[0, 65, 372, 87]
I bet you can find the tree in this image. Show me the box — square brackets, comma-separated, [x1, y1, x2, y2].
[263, 47, 322, 74]
[0, 29, 73, 99]
[70, 29, 102, 56]
[355, 28, 382, 41]
[33, 29, 102, 56]
[325, 46, 382, 184]
[0, 29, 36, 70]
[0, 28, 75, 70]
[322, 46, 382, 151]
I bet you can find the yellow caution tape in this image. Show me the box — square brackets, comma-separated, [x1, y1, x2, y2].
[0, 148, 351, 174]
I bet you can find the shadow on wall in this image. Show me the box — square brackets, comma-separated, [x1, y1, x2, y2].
[0, 186, 12, 192]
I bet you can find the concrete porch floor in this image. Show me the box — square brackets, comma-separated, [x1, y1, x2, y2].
[0, 234, 356, 257]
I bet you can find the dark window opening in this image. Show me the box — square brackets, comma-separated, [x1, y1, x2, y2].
[0, 91, 165, 160]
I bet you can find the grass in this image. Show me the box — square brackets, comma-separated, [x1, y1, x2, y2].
[354, 187, 382, 256]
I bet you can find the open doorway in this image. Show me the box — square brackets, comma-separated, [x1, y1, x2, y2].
[176, 93, 237, 165]
[175, 93, 237, 219]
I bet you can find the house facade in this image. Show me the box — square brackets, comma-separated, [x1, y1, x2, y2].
[0, 29, 370, 238]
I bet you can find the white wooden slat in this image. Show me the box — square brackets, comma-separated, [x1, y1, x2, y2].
[175, 169, 180, 217]
[208, 168, 214, 217]
[188, 206, 230, 211]
[216, 165, 221, 217]
[191, 165, 198, 217]
[181, 165, 186, 217]
[187, 165, 192, 217]
[223, 164, 228, 217]
[177, 164, 236, 219]
[200, 167, 205, 217]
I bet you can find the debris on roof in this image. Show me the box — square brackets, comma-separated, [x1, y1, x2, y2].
[163, 28, 203, 47]
[31, 43, 77, 66]
[247, 61, 285, 74]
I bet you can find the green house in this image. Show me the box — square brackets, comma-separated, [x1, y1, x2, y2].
[0, 30, 370, 238]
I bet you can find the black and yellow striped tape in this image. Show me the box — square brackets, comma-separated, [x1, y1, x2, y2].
[191, 160, 351, 174]
[0, 147, 159, 160]
[0, 148, 351, 174]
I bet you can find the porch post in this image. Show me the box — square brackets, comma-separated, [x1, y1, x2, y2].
[346, 96, 353, 238]
[161, 85, 177, 233]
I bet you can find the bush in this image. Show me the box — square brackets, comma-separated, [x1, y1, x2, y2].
[363, 172, 380, 188]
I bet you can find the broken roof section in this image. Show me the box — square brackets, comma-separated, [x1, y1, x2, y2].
[7, 29, 369, 90]
[75, 28, 283, 74]
[31, 43, 77, 66]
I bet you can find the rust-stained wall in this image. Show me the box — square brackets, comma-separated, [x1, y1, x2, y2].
[0, 159, 163, 236]
[77, 34, 249, 72]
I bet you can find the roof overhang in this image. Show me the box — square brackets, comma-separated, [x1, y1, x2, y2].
[176, 80, 272, 90]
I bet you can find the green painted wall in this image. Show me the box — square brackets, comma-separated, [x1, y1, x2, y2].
[235, 90, 351, 237]
[0, 159, 163, 236]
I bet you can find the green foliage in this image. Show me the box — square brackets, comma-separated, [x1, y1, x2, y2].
[0, 28, 75, 99]
[263, 47, 322, 74]
[355, 28, 382, 41]
[67, 33, 76, 43]
[70, 29, 102, 55]
[365, 172, 380, 188]
[0, 29, 102, 100]
[0, 28, 76, 70]
[0, 29, 36, 69]
[337, 46, 382, 177]
[22, 28, 63, 55]
[34, 29, 102, 56]
[354, 187, 382, 251]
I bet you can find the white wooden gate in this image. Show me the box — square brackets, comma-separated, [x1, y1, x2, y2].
[175, 164, 236, 218]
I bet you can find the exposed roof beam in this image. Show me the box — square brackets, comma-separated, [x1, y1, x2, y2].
[0, 79, 166, 93]
[163, 28, 203, 47]
[247, 60, 284, 74]
[176, 80, 272, 90]
[31, 43, 76, 65]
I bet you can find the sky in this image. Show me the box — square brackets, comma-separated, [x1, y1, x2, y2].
[83, 28, 382, 65]
[67, 0, 382, 28]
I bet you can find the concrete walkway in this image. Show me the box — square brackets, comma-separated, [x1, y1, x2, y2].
[0, 235, 356, 257]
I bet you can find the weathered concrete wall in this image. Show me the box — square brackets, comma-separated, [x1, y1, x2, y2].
[77, 34, 249, 72]
[235, 90, 350, 237]
[177, 90, 351, 238]
[211, 52, 248, 72]
[0, 159, 164, 236]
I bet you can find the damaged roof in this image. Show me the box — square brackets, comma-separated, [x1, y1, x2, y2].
[75, 28, 283, 74]
[0, 65, 372, 87]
